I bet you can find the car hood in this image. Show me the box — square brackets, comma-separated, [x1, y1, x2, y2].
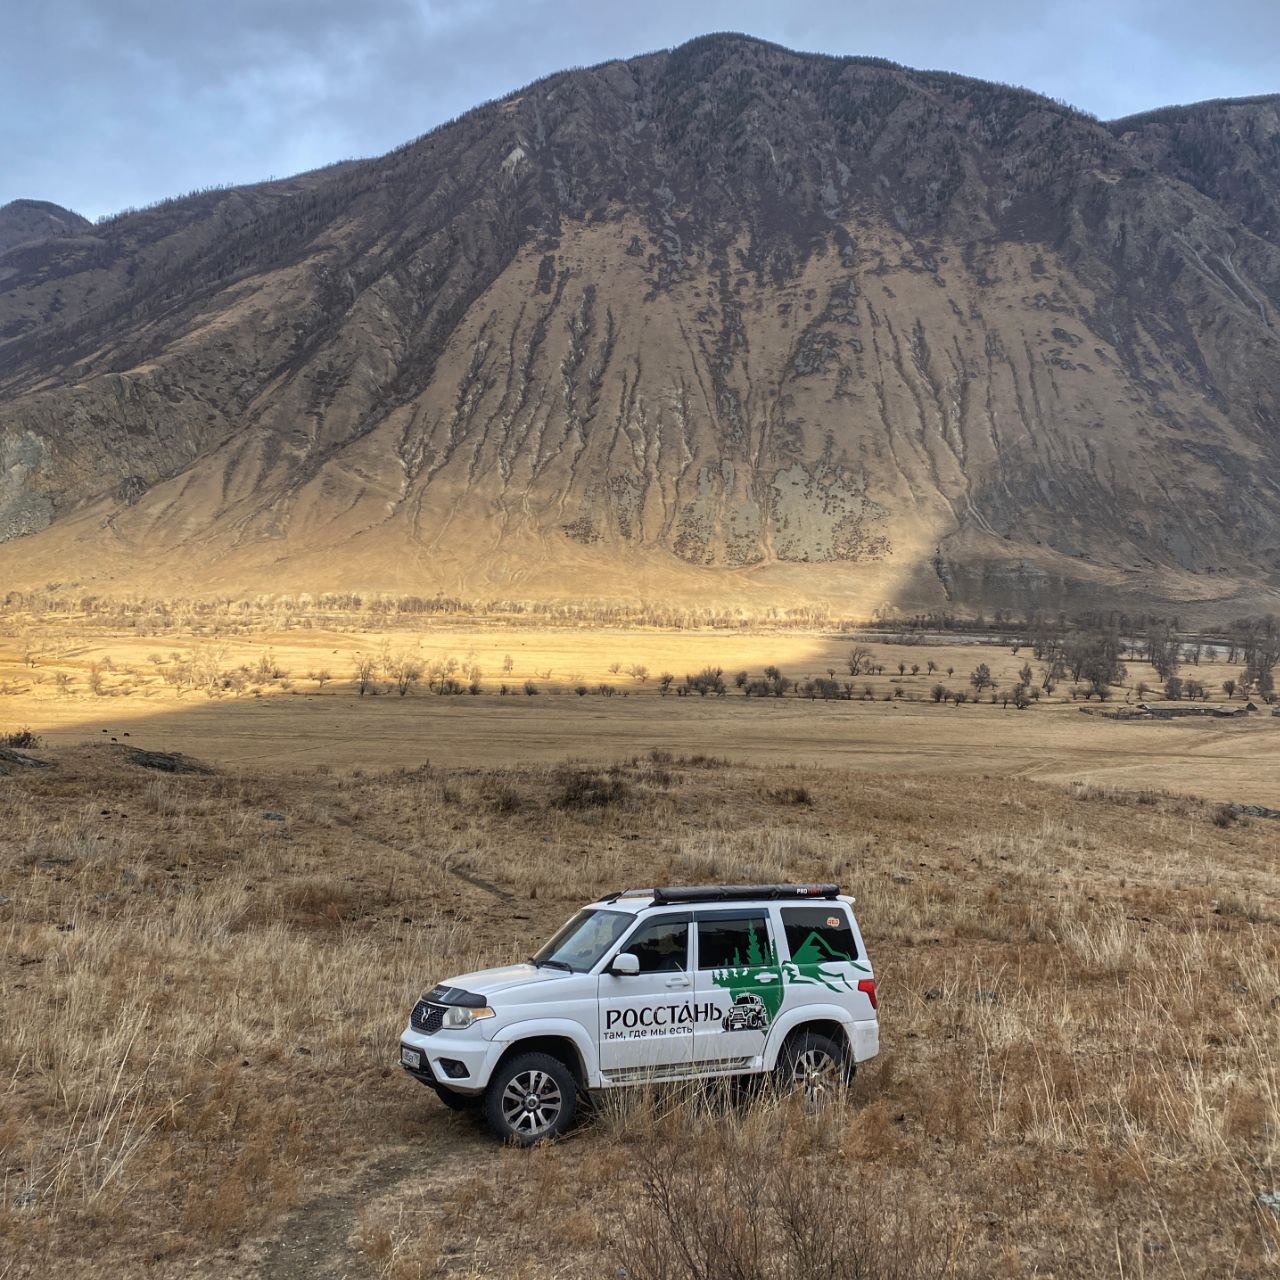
[435, 963, 576, 998]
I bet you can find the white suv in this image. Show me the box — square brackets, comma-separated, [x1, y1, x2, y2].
[399, 884, 879, 1143]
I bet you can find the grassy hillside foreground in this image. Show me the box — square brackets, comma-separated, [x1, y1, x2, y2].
[3, 744, 1278, 1277]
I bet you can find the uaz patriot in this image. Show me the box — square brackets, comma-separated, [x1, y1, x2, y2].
[399, 883, 878, 1143]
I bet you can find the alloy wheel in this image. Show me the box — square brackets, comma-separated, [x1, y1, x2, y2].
[791, 1047, 839, 1103]
[500, 1069, 563, 1138]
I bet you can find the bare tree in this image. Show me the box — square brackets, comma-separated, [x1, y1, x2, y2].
[387, 654, 423, 696]
[847, 647, 873, 677]
[353, 655, 378, 696]
[20, 631, 41, 668]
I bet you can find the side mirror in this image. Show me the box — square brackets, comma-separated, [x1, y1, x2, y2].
[609, 952, 640, 976]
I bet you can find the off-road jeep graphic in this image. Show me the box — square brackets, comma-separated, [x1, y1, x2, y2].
[722, 992, 770, 1031]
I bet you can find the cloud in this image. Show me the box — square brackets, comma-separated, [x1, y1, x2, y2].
[3, 0, 1276, 220]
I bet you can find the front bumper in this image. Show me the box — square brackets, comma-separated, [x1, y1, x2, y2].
[399, 1025, 500, 1096]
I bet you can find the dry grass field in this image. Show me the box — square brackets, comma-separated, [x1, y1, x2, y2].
[3, 740, 1279, 1278]
[4, 619, 1279, 806]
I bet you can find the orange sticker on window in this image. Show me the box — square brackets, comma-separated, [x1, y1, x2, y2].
[826, 916, 841, 929]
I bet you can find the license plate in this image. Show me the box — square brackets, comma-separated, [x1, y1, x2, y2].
[400, 1046, 421, 1069]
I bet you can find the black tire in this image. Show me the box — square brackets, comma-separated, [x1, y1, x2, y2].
[483, 1052, 578, 1145]
[433, 1086, 479, 1111]
[776, 1030, 850, 1105]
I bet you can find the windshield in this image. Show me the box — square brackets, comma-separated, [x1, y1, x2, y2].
[532, 909, 632, 973]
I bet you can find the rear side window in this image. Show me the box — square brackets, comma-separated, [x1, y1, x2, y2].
[697, 915, 772, 970]
[780, 907, 858, 966]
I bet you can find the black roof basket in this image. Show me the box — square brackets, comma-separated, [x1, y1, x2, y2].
[603, 883, 840, 905]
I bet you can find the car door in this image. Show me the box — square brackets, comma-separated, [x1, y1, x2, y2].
[692, 910, 783, 1072]
[597, 913, 694, 1077]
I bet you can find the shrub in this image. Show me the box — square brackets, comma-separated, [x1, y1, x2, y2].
[553, 768, 631, 809]
[1, 728, 41, 748]
[685, 667, 726, 697]
[619, 1110, 972, 1280]
[486, 783, 523, 814]
[770, 785, 812, 805]
[523, 680, 540, 696]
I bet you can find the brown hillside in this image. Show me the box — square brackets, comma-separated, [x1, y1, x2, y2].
[2, 36, 1279, 615]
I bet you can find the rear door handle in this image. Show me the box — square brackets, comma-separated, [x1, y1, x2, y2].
[666, 977, 691, 989]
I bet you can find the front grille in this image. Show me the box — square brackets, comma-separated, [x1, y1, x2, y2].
[411, 1000, 444, 1035]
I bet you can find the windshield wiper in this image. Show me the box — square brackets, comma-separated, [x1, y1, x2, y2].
[529, 956, 572, 971]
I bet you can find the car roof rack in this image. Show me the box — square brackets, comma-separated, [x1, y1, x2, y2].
[601, 884, 840, 905]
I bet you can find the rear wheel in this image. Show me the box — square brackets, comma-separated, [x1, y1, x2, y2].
[777, 1031, 849, 1106]
[484, 1052, 578, 1145]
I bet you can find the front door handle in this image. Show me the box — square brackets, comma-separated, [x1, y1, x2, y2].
[666, 977, 691, 989]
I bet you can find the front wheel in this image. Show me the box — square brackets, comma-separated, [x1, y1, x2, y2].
[483, 1052, 578, 1145]
[776, 1031, 850, 1106]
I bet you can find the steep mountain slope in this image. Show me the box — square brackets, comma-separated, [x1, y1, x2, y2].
[0, 199, 90, 255]
[1110, 95, 1280, 248]
[1, 35, 1278, 615]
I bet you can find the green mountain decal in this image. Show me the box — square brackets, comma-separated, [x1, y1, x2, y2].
[710, 928, 870, 1018]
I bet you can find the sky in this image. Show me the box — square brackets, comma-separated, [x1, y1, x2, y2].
[4, 0, 1278, 221]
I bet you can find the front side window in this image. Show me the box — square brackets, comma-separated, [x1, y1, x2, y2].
[623, 918, 689, 973]
[697, 915, 772, 970]
[532, 909, 632, 973]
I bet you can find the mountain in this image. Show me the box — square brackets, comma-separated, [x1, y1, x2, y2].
[1, 35, 1279, 617]
[0, 199, 91, 255]
[1109, 96, 1280, 249]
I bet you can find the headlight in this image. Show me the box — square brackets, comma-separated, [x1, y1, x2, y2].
[442, 1005, 495, 1029]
